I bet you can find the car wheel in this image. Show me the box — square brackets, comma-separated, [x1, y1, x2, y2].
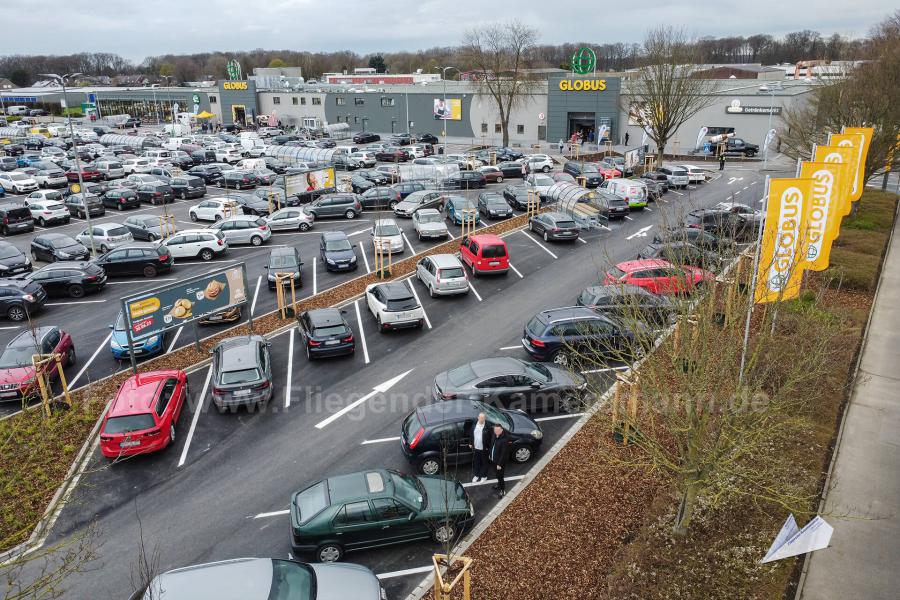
[551, 350, 571, 368]
[169, 424, 176, 444]
[31, 251, 39, 262]
[298, 222, 311, 232]
[344, 209, 356, 219]
[418, 457, 441, 475]
[147, 233, 157, 242]
[512, 445, 533, 463]
[38, 218, 46, 227]
[559, 393, 579, 413]
[214, 214, 222, 221]
[199, 248, 214, 261]
[7, 305, 26, 322]
[543, 231, 549, 242]
[433, 523, 456, 544]
[180, 191, 187, 200]
[142, 264, 158, 278]
[429, 284, 437, 298]
[67, 284, 85, 299]
[189, 211, 198, 222]
[66, 346, 76, 366]
[117, 203, 124, 211]
[389, 200, 398, 209]
[99, 245, 109, 254]
[316, 544, 343, 563]
[250, 235, 262, 246]
[542, 165, 550, 173]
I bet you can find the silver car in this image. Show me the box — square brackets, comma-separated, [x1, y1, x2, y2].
[210, 335, 273, 410]
[75, 223, 133, 253]
[265, 207, 314, 232]
[142, 557, 383, 600]
[412, 208, 449, 240]
[371, 219, 404, 253]
[208, 215, 273, 246]
[416, 253, 469, 297]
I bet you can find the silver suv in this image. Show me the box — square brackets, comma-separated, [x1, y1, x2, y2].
[415, 253, 469, 297]
[210, 335, 273, 411]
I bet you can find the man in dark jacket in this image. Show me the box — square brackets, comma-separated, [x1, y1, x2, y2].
[489, 423, 511, 498]
[469, 412, 491, 483]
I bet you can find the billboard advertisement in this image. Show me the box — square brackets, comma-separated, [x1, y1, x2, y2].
[433, 98, 461, 121]
[121, 265, 249, 340]
[285, 167, 336, 197]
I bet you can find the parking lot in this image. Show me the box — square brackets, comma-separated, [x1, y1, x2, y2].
[5, 152, 765, 599]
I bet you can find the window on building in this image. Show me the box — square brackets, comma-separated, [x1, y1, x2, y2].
[300, 97, 307, 105]
[354, 116, 359, 124]
[516, 124, 525, 135]
[209, 96, 217, 104]
[311, 97, 321, 105]
[335, 97, 345, 106]
[292, 97, 298, 105]
[355, 98, 364, 106]
[495, 123, 502, 134]
[481, 123, 488, 134]
[273, 96, 281, 105]
[537, 125, 547, 141]
[381, 97, 395, 107]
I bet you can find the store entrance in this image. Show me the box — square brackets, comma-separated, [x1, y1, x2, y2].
[232, 105, 246, 126]
[567, 112, 595, 142]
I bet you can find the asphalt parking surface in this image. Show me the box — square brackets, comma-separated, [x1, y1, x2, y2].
[2, 158, 769, 599]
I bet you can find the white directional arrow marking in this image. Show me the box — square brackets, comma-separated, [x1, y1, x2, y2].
[626, 225, 653, 241]
[315, 369, 414, 429]
[727, 176, 745, 185]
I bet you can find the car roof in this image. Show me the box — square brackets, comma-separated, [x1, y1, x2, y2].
[305, 308, 346, 328]
[418, 399, 484, 424]
[616, 259, 673, 272]
[374, 218, 398, 226]
[429, 253, 463, 268]
[321, 230, 348, 241]
[543, 212, 574, 221]
[148, 557, 274, 600]
[325, 469, 395, 504]
[34, 232, 73, 242]
[377, 281, 412, 299]
[269, 246, 297, 258]
[536, 306, 603, 324]
[216, 335, 264, 369]
[8, 326, 57, 347]
[109, 371, 177, 416]
[469, 233, 504, 244]
[583, 284, 652, 298]
[36, 261, 94, 272]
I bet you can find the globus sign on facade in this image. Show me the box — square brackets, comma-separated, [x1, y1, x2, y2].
[559, 79, 607, 92]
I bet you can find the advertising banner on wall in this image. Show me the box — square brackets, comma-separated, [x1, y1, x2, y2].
[433, 98, 461, 120]
[284, 167, 336, 197]
[121, 265, 249, 340]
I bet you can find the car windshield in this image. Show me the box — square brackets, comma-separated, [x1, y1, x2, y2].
[0, 246, 20, 260]
[0, 345, 36, 368]
[447, 363, 477, 387]
[418, 213, 442, 224]
[524, 361, 551, 382]
[267, 560, 313, 600]
[294, 481, 328, 525]
[386, 295, 417, 311]
[325, 239, 352, 252]
[105, 226, 129, 237]
[480, 402, 513, 429]
[220, 368, 260, 385]
[439, 267, 465, 279]
[374, 223, 401, 236]
[481, 244, 506, 259]
[103, 414, 156, 434]
[608, 267, 627, 279]
[269, 255, 298, 269]
[394, 473, 426, 510]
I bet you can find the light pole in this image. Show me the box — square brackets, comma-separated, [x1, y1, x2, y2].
[759, 85, 776, 170]
[41, 72, 96, 256]
[440, 66, 459, 154]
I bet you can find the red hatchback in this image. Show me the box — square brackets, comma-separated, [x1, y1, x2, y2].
[459, 233, 509, 276]
[604, 259, 713, 295]
[0, 327, 75, 402]
[66, 166, 102, 182]
[100, 370, 188, 458]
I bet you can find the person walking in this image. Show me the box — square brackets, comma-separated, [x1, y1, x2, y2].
[558, 139, 565, 154]
[719, 152, 726, 171]
[489, 423, 511, 498]
[469, 413, 491, 483]
[521, 160, 528, 177]
[624, 131, 630, 146]
[588, 129, 594, 144]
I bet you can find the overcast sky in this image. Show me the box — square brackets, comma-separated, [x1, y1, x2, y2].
[5, 0, 895, 61]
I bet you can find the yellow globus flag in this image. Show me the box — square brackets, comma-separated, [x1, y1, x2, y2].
[798, 161, 846, 271]
[813, 145, 854, 218]
[755, 178, 815, 304]
[830, 129, 871, 203]
[842, 126, 873, 198]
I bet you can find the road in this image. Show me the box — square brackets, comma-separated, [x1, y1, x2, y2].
[2, 164, 767, 599]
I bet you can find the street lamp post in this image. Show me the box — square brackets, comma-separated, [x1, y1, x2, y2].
[440, 66, 459, 155]
[41, 72, 96, 256]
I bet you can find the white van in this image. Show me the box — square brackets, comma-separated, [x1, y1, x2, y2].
[144, 149, 172, 161]
[163, 137, 191, 151]
[336, 145, 360, 155]
[5, 106, 29, 116]
[599, 178, 649, 209]
[239, 158, 267, 171]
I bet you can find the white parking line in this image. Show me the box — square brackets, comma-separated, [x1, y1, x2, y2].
[467, 279, 483, 301]
[534, 413, 585, 422]
[577, 237, 588, 244]
[230, 244, 288, 250]
[177, 220, 196, 227]
[167, 326, 183, 353]
[250, 275, 261, 315]
[624, 215, 634, 221]
[499, 345, 521, 350]
[581, 365, 630, 374]
[0, 326, 20, 331]
[252, 509, 290, 520]
[45, 299, 106, 306]
[106, 278, 177, 285]
[463, 474, 526, 488]
[361, 436, 401, 445]
[177, 365, 213, 468]
[671, 191, 685, 196]
[734, 190, 741, 195]
[314, 369, 413, 429]
[406, 280, 432, 329]
[645, 207, 653, 212]
[359, 242, 371, 273]
[402, 232, 417, 254]
[520, 230, 558, 259]
[285, 328, 295, 408]
[508, 262, 524, 278]
[446, 230, 456, 240]
[312, 257, 317, 296]
[347, 228, 370, 237]
[175, 259, 239, 267]
[353, 299, 371, 364]
[751, 181, 758, 185]
[377, 566, 434, 580]
[69, 332, 113, 388]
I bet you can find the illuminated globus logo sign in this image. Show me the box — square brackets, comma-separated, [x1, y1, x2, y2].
[559, 79, 607, 92]
[571, 47, 596, 75]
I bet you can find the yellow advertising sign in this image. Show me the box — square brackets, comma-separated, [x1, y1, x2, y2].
[128, 297, 161, 319]
[813, 145, 855, 218]
[798, 161, 846, 271]
[842, 126, 873, 199]
[829, 132, 866, 202]
[755, 178, 815, 304]
[222, 81, 248, 90]
[559, 79, 607, 92]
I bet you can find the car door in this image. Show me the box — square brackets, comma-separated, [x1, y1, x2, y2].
[628, 268, 657, 293]
[473, 376, 511, 407]
[416, 257, 434, 288]
[99, 249, 128, 276]
[331, 501, 379, 550]
[367, 286, 384, 318]
[370, 498, 422, 544]
[165, 234, 189, 258]
[497, 374, 542, 412]
[121, 248, 149, 276]
[154, 377, 179, 434]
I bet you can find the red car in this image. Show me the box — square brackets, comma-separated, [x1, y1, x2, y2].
[477, 166, 506, 183]
[99, 369, 188, 458]
[604, 259, 713, 295]
[460, 233, 509, 275]
[66, 166, 102, 182]
[0, 327, 75, 402]
[596, 165, 622, 179]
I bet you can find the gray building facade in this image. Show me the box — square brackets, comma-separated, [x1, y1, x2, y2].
[215, 80, 259, 126]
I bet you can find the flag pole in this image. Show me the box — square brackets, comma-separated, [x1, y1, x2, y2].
[738, 175, 770, 386]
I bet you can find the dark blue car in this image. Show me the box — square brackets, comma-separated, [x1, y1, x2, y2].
[521, 306, 643, 367]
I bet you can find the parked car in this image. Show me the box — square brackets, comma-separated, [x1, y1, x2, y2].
[637, 241, 720, 272]
[459, 233, 508, 276]
[393, 190, 445, 217]
[208, 215, 272, 246]
[30, 233, 89, 263]
[360, 187, 402, 210]
[440, 171, 487, 190]
[443, 196, 479, 225]
[477, 192, 513, 220]
[401, 399, 543, 475]
[319, 231, 357, 272]
[163, 229, 228, 261]
[524, 154, 553, 173]
[678, 164, 707, 184]
[25, 197, 70, 226]
[0, 241, 30, 277]
[93, 243, 173, 278]
[657, 166, 690, 189]
[210, 335, 273, 411]
[123, 214, 174, 242]
[598, 178, 648, 210]
[170, 175, 206, 199]
[302, 194, 362, 220]
[230, 193, 274, 216]
[354, 169, 389, 186]
[352, 132, 381, 144]
[577, 284, 675, 327]
[218, 170, 258, 189]
[0, 202, 34, 236]
[391, 181, 426, 200]
[65, 165, 102, 183]
[502, 183, 531, 210]
[477, 166, 505, 184]
[415, 253, 468, 297]
[654, 227, 727, 253]
[187, 164, 223, 184]
[109, 309, 163, 359]
[640, 171, 671, 192]
[188, 197, 241, 222]
[604, 258, 714, 295]
[416, 133, 439, 144]
[265, 246, 302, 289]
[0, 278, 46, 321]
[33, 167, 68, 189]
[0, 327, 74, 402]
[495, 161, 526, 179]
[0, 172, 38, 194]
[562, 161, 604, 187]
[412, 208, 449, 240]
[136, 181, 175, 205]
[297, 308, 355, 359]
[265, 206, 314, 231]
[76, 223, 133, 254]
[102, 188, 141, 211]
[371, 218, 405, 254]
[524, 173, 556, 199]
[684, 208, 756, 242]
[528, 211, 580, 242]
[365, 280, 425, 332]
[714, 201, 762, 218]
[373, 146, 409, 162]
[94, 160, 125, 180]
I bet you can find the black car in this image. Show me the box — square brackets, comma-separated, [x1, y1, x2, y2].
[297, 308, 355, 359]
[169, 155, 195, 170]
[30, 233, 89, 263]
[190, 149, 217, 164]
[577, 284, 674, 327]
[502, 183, 530, 209]
[522, 307, 644, 368]
[0, 202, 35, 236]
[401, 399, 543, 475]
[390, 133, 412, 146]
[218, 170, 257, 190]
[330, 154, 360, 171]
[271, 135, 299, 146]
[496, 161, 525, 179]
[2, 145, 25, 157]
[170, 175, 206, 200]
[643, 179, 666, 201]
[352, 132, 380, 144]
[26, 262, 106, 298]
[477, 192, 513, 219]
[528, 212, 580, 242]
[92, 243, 173, 278]
[391, 181, 425, 199]
[319, 231, 358, 272]
[63, 194, 105, 219]
[640, 171, 670, 192]
[102, 188, 141, 211]
[684, 208, 755, 242]
[360, 187, 402, 210]
[315, 139, 336, 149]
[654, 227, 726, 253]
[187, 165, 224, 184]
[232, 194, 273, 216]
[262, 157, 287, 174]
[440, 171, 487, 190]
[136, 182, 175, 205]
[0, 241, 31, 276]
[355, 169, 389, 185]
[595, 189, 629, 219]
[265, 246, 302, 290]
[254, 186, 297, 208]
[121, 117, 141, 128]
[416, 133, 439, 144]
[0, 278, 47, 321]
[637, 241, 720, 271]
[562, 162, 604, 187]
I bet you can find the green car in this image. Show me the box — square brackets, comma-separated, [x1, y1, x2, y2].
[290, 469, 475, 562]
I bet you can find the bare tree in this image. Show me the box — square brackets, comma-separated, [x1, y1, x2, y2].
[461, 21, 540, 148]
[129, 503, 161, 600]
[2, 526, 99, 600]
[625, 27, 717, 163]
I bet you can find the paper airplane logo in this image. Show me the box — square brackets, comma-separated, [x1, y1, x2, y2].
[761, 514, 834, 563]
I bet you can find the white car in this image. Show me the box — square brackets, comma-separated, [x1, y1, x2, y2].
[32, 168, 67, 188]
[39, 148, 66, 160]
[25, 198, 71, 226]
[189, 198, 242, 222]
[412, 208, 449, 240]
[26, 189, 65, 203]
[365, 280, 425, 332]
[214, 148, 242, 163]
[371, 218, 405, 254]
[122, 158, 151, 174]
[162, 229, 228, 261]
[126, 173, 161, 185]
[525, 173, 556, 198]
[415, 253, 469, 297]
[402, 145, 425, 159]
[76, 223, 133, 253]
[524, 154, 554, 173]
[0, 172, 39, 193]
[678, 164, 707, 184]
[349, 151, 377, 168]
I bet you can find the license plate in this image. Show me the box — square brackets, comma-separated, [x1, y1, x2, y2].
[397, 312, 411, 320]
[337, 263, 349, 269]
[234, 389, 251, 397]
[120, 440, 140, 448]
[325, 340, 340, 346]
[489, 261, 499, 266]
[0, 391, 17, 398]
